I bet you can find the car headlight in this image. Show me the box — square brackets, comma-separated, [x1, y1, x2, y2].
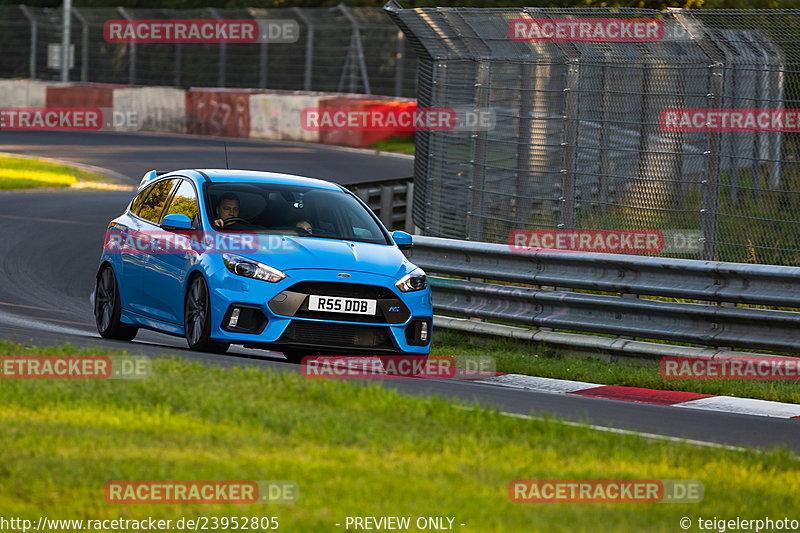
[222, 253, 286, 283]
[396, 269, 427, 292]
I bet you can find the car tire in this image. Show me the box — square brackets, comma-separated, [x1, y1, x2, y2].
[185, 275, 230, 354]
[95, 265, 138, 341]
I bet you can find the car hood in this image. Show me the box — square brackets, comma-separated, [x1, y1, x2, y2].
[217, 235, 412, 279]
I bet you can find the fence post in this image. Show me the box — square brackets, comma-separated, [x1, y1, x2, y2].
[292, 7, 314, 92]
[515, 62, 533, 228]
[394, 30, 405, 97]
[259, 37, 268, 88]
[117, 7, 136, 85]
[60, 0, 71, 81]
[701, 61, 723, 261]
[19, 6, 36, 80]
[560, 57, 579, 231]
[72, 7, 88, 82]
[337, 5, 371, 94]
[208, 8, 226, 87]
[672, 9, 724, 261]
[468, 61, 491, 241]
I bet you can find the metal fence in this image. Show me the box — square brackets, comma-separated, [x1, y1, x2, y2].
[409, 235, 800, 354]
[1, 5, 417, 97]
[386, 5, 800, 266]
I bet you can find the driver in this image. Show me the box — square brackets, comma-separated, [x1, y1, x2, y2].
[295, 219, 313, 234]
[214, 192, 240, 228]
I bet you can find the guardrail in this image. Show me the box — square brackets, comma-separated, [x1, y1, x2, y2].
[408, 236, 800, 354]
[350, 178, 413, 232]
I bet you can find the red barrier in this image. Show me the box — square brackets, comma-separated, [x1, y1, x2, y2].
[185, 89, 253, 138]
[318, 96, 415, 148]
[45, 83, 120, 108]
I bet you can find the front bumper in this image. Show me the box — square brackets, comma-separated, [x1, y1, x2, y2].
[206, 268, 432, 354]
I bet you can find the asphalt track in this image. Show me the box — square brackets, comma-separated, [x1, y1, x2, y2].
[0, 132, 798, 454]
[0, 131, 413, 185]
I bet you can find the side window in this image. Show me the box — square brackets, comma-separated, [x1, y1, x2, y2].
[164, 180, 200, 228]
[137, 179, 178, 224]
[129, 184, 153, 215]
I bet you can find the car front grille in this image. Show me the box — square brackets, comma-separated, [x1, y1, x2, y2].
[277, 321, 394, 350]
[268, 281, 410, 324]
[288, 281, 396, 299]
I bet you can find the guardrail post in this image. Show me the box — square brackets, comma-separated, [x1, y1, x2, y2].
[19, 6, 36, 80]
[117, 7, 136, 85]
[380, 184, 394, 229]
[404, 182, 414, 232]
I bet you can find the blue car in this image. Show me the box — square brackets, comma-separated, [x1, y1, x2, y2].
[93, 169, 432, 361]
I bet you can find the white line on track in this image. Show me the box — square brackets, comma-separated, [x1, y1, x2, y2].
[452, 405, 754, 453]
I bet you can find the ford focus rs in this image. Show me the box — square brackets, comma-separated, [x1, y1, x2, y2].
[93, 169, 432, 361]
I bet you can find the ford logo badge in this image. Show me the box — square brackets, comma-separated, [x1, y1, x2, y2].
[337, 273, 351, 278]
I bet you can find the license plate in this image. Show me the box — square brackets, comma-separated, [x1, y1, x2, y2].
[307, 295, 377, 315]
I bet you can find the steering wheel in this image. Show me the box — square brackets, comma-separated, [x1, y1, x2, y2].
[221, 217, 252, 226]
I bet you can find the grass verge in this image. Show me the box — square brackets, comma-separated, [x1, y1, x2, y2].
[0, 341, 798, 531]
[0, 154, 120, 190]
[432, 330, 800, 404]
[369, 135, 415, 155]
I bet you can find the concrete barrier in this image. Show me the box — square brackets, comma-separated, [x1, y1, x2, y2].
[186, 88, 254, 138]
[112, 87, 186, 133]
[318, 95, 416, 148]
[0, 79, 415, 149]
[249, 91, 322, 142]
[45, 83, 119, 108]
[0, 80, 53, 107]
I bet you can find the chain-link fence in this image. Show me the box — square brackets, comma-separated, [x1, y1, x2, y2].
[0, 5, 417, 97]
[387, 5, 800, 265]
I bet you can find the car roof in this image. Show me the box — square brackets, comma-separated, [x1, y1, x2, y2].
[179, 169, 344, 191]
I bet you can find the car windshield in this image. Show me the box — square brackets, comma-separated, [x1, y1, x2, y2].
[206, 182, 389, 245]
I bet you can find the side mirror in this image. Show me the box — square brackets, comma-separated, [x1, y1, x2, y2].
[392, 230, 413, 250]
[162, 213, 193, 230]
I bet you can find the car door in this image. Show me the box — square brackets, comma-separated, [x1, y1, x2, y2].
[121, 178, 179, 318]
[147, 179, 202, 324]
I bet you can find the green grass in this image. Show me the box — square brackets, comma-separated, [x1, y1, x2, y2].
[0, 341, 798, 531]
[432, 330, 800, 404]
[369, 135, 415, 155]
[0, 154, 112, 190]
